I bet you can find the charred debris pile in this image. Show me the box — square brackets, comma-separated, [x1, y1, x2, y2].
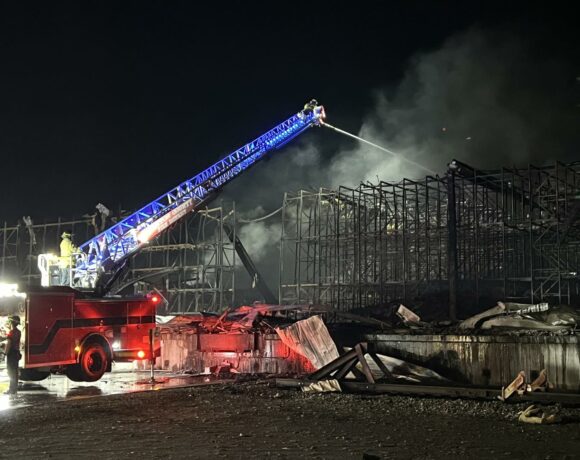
[157, 301, 579, 338]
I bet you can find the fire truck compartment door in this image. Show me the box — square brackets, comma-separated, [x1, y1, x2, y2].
[26, 292, 75, 365]
[127, 302, 154, 349]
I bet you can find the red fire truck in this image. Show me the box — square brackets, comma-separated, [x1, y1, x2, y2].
[2, 286, 159, 382]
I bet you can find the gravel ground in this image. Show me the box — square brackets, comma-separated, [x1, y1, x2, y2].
[0, 381, 578, 459]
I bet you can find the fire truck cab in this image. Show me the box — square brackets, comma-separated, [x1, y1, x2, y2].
[1, 286, 159, 382]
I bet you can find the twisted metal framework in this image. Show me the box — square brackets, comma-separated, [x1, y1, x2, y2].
[452, 161, 580, 305]
[279, 178, 448, 312]
[4, 159, 580, 316]
[1, 217, 99, 286]
[280, 161, 580, 315]
[1, 207, 236, 313]
[125, 205, 236, 313]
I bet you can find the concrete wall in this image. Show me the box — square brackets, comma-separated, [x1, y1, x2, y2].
[158, 331, 311, 375]
[155, 329, 579, 392]
[366, 334, 580, 392]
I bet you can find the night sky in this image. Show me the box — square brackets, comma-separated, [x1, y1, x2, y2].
[0, 2, 577, 222]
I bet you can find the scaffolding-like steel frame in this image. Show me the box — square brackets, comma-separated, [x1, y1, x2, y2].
[128, 205, 236, 313]
[0, 206, 236, 314]
[280, 161, 580, 316]
[3, 160, 579, 317]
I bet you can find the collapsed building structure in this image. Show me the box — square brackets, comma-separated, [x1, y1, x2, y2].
[280, 160, 580, 318]
[4, 160, 580, 315]
[1, 159, 579, 392]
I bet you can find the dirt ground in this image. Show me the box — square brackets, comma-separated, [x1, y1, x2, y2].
[0, 380, 578, 459]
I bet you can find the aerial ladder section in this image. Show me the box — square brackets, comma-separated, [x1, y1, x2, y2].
[39, 101, 326, 291]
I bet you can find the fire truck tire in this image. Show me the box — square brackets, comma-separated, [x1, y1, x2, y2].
[65, 365, 84, 382]
[19, 368, 50, 381]
[78, 342, 109, 382]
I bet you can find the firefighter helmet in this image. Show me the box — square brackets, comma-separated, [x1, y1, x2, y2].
[8, 315, 20, 325]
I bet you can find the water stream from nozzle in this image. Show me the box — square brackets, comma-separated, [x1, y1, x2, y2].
[323, 122, 439, 177]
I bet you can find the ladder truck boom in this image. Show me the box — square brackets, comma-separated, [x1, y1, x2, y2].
[39, 100, 326, 290]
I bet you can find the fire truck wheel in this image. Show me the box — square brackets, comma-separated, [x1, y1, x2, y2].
[19, 368, 50, 381]
[65, 365, 84, 382]
[79, 342, 109, 382]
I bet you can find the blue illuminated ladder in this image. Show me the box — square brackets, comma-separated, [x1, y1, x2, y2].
[73, 101, 326, 288]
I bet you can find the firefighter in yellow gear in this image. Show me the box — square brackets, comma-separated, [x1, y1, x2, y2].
[59, 231, 77, 286]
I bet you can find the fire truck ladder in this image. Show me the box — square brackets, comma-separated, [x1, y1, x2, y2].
[61, 101, 326, 291]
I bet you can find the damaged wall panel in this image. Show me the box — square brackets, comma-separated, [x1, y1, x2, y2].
[367, 334, 580, 391]
[158, 332, 311, 375]
[275, 315, 340, 370]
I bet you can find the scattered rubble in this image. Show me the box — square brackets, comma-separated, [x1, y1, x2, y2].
[155, 299, 578, 398]
[301, 379, 341, 393]
[157, 303, 328, 335]
[458, 301, 578, 333]
[395, 304, 429, 328]
[158, 299, 579, 340]
[500, 369, 553, 401]
[518, 404, 562, 424]
[356, 351, 450, 384]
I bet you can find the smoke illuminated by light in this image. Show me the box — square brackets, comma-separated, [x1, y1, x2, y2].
[0, 283, 26, 298]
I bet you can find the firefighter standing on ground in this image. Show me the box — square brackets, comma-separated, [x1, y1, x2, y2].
[59, 231, 77, 286]
[3, 315, 21, 395]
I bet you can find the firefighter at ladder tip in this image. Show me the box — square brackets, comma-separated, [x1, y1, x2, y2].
[1, 315, 21, 395]
[59, 231, 77, 286]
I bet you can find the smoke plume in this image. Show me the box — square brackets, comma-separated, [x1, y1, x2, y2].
[224, 26, 579, 294]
